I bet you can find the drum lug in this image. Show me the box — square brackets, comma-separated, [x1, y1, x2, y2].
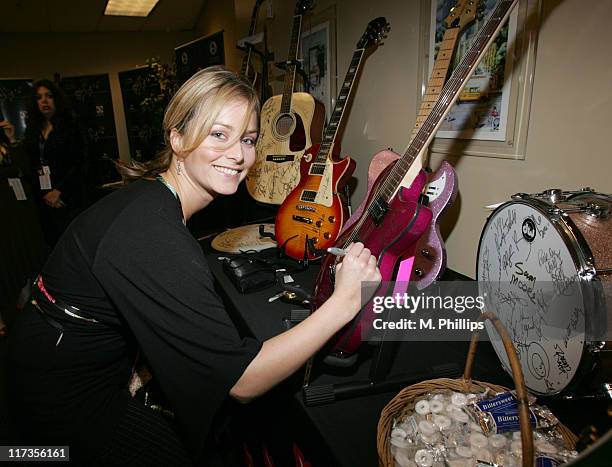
[542, 188, 566, 203]
[586, 341, 607, 353]
[578, 268, 596, 280]
[586, 202, 610, 218]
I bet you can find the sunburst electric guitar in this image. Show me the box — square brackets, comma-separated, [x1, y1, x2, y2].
[246, 0, 325, 205]
[340, 0, 480, 289]
[275, 18, 390, 261]
[315, 0, 518, 366]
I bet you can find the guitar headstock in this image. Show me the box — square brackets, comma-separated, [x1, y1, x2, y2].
[444, 0, 479, 31]
[295, 0, 314, 15]
[357, 17, 390, 49]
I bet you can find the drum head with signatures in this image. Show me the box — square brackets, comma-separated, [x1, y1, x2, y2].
[477, 201, 587, 395]
[211, 223, 276, 253]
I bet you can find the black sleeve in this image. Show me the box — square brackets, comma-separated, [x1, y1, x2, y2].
[92, 207, 261, 457]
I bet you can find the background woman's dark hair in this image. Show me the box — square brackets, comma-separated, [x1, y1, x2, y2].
[26, 79, 74, 133]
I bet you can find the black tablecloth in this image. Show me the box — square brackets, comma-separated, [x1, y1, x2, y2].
[204, 246, 525, 466]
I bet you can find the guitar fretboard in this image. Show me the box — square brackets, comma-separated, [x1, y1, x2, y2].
[280, 14, 304, 113]
[315, 48, 366, 163]
[412, 27, 460, 138]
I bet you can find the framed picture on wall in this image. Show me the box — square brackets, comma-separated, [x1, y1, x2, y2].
[300, 6, 337, 121]
[418, 0, 540, 159]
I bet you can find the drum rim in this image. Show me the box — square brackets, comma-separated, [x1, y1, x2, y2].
[477, 196, 595, 284]
[476, 195, 599, 396]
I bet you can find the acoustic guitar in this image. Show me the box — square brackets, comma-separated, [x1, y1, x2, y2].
[246, 0, 325, 205]
[314, 0, 519, 366]
[275, 18, 390, 261]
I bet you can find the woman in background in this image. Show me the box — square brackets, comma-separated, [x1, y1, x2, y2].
[7, 67, 381, 465]
[24, 79, 87, 247]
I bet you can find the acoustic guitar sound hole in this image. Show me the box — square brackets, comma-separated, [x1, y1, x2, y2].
[275, 113, 295, 137]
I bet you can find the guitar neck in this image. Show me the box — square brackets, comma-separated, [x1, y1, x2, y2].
[280, 13, 304, 113]
[240, 1, 262, 78]
[411, 26, 461, 139]
[380, 0, 517, 202]
[315, 48, 366, 163]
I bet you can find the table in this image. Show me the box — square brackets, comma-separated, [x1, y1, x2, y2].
[204, 246, 518, 466]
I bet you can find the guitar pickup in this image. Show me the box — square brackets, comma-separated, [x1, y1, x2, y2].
[370, 196, 389, 225]
[292, 215, 313, 224]
[266, 155, 295, 163]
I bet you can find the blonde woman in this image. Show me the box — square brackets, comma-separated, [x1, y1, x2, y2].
[7, 66, 380, 465]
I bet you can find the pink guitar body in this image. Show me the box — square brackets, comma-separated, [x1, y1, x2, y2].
[312, 162, 433, 365]
[341, 150, 457, 289]
[413, 161, 458, 288]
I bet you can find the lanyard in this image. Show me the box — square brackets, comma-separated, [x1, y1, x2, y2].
[156, 176, 185, 225]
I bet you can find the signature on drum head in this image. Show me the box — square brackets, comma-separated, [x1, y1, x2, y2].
[527, 341, 549, 380]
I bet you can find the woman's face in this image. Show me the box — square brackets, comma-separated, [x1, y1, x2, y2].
[181, 99, 258, 198]
[36, 86, 56, 120]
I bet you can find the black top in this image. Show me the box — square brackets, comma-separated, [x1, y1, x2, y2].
[12, 179, 262, 460]
[24, 122, 86, 206]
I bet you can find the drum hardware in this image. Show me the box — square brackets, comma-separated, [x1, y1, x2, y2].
[543, 188, 566, 203]
[586, 203, 610, 218]
[578, 268, 596, 280]
[548, 204, 610, 218]
[552, 383, 612, 401]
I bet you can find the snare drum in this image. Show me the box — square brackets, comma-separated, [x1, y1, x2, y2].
[477, 188, 611, 396]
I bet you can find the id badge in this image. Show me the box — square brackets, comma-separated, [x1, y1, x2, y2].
[39, 165, 52, 190]
[8, 178, 27, 201]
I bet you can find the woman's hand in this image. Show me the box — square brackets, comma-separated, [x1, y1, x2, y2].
[0, 120, 16, 144]
[331, 242, 382, 321]
[230, 242, 381, 402]
[43, 189, 65, 208]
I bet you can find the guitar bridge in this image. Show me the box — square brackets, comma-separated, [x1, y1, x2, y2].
[266, 155, 295, 163]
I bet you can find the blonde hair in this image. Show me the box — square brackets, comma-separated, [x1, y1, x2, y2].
[117, 66, 259, 181]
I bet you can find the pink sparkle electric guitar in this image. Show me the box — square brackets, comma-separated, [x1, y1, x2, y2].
[314, 0, 518, 366]
[340, 0, 481, 290]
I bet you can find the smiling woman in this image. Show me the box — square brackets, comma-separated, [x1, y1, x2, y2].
[6, 66, 381, 465]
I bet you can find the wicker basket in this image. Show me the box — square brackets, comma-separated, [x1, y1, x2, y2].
[377, 312, 578, 467]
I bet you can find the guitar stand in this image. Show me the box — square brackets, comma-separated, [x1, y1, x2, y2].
[275, 59, 312, 94]
[302, 300, 462, 406]
[258, 223, 276, 241]
[302, 337, 462, 406]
